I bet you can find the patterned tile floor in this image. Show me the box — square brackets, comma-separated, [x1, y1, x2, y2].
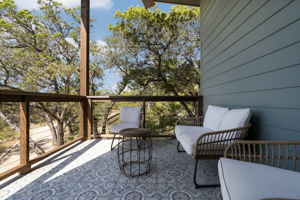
[0, 139, 222, 200]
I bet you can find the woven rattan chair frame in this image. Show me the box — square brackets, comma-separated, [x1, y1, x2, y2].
[224, 141, 300, 200]
[176, 116, 251, 188]
[224, 140, 300, 171]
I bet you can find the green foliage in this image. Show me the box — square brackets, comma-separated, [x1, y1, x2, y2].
[0, 121, 18, 142]
[0, 0, 103, 93]
[0, 118, 18, 154]
[145, 102, 181, 133]
[0, 0, 103, 145]
[104, 5, 200, 97]
[99, 6, 201, 132]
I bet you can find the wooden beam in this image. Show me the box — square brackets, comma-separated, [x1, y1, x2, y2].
[80, 0, 90, 140]
[142, 0, 200, 8]
[19, 99, 31, 174]
[142, 0, 155, 9]
[80, 0, 90, 96]
[154, 0, 200, 7]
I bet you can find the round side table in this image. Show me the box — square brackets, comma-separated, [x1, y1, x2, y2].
[117, 128, 152, 177]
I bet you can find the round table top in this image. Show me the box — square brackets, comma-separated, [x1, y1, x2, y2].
[119, 128, 150, 137]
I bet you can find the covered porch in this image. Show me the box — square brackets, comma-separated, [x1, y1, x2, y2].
[1, 0, 300, 199]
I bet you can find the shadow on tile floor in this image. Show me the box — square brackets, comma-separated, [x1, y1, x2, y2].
[0, 139, 222, 200]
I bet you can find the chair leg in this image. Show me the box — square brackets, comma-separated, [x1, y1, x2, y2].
[177, 142, 185, 153]
[111, 134, 116, 151]
[193, 159, 220, 189]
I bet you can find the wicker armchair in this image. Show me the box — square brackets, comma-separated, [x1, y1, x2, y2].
[224, 140, 300, 171]
[176, 116, 251, 188]
[109, 106, 143, 150]
[220, 141, 300, 200]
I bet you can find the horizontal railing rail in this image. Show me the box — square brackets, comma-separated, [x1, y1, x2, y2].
[0, 90, 85, 102]
[88, 95, 201, 102]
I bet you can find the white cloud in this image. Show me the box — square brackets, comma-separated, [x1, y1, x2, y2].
[96, 40, 107, 48]
[66, 37, 78, 48]
[63, 0, 113, 9]
[14, 0, 39, 10]
[14, 0, 113, 10]
[65, 39, 106, 49]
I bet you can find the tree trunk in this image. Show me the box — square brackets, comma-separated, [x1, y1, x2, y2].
[57, 122, 64, 146]
[170, 91, 195, 117]
[100, 102, 116, 134]
[67, 123, 75, 135]
[44, 113, 58, 146]
[179, 101, 194, 117]
[56, 121, 64, 146]
[0, 110, 20, 132]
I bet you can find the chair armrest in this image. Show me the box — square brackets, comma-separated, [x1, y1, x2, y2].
[193, 124, 252, 159]
[224, 140, 300, 171]
[176, 116, 203, 126]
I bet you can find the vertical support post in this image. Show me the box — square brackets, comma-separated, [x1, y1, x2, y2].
[80, 0, 90, 95]
[20, 98, 31, 174]
[87, 98, 93, 140]
[197, 96, 203, 117]
[80, 0, 90, 140]
[142, 99, 146, 128]
[80, 101, 87, 140]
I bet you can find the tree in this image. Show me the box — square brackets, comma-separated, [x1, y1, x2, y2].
[0, 0, 103, 146]
[103, 6, 200, 117]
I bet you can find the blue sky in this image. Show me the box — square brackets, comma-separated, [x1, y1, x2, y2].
[90, 1, 173, 90]
[14, 0, 173, 91]
[90, 0, 173, 41]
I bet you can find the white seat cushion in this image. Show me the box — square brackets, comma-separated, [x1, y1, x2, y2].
[120, 106, 142, 123]
[175, 126, 212, 155]
[109, 122, 140, 133]
[203, 105, 229, 131]
[219, 108, 251, 130]
[218, 158, 300, 200]
[175, 125, 211, 139]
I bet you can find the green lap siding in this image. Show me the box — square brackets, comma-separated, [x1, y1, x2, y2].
[200, 0, 300, 140]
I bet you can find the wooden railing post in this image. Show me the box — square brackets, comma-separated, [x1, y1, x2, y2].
[20, 97, 31, 174]
[80, 100, 88, 140]
[197, 96, 203, 117]
[143, 98, 146, 128]
[87, 98, 93, 140]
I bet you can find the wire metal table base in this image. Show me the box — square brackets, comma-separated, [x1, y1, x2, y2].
[117, 130, 152, 177]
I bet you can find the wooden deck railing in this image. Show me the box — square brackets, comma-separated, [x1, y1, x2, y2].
[0, 91, 202, 181]
[88, 95, 203, 137]
[0, 91, 86, 181]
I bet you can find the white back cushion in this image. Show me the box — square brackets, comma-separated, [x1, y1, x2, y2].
[120, 106, 142, 123]
[203, 105, 229, 131]
[219, 108, 250, 130]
